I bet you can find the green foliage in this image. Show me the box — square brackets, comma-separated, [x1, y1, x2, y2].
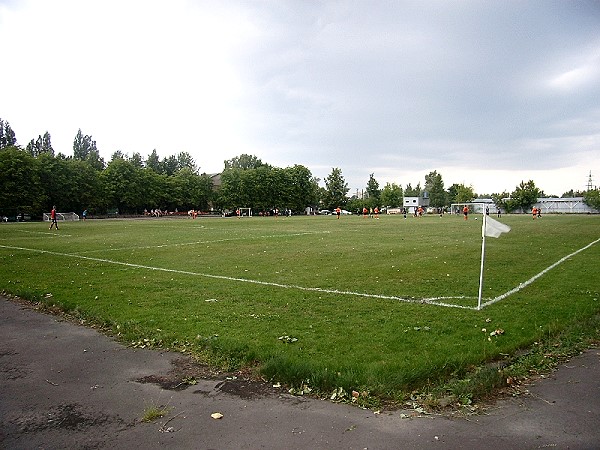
[491, 191, 510, 212]
[224, 153, 266, 170]
[1, 215, 598, 405]
[323, 167, 349, 210]
[380, 183, 403, 208]
[73, 129, 104, 170]
[0, 147, 45, 217]
[0, 118, 17, 149]
[583, 189, 600, 211]
[37, 153, 101, 214]
[146, 149, 161, 172]
[448, 183, 475, 204]
[506, 180, 540, 213]
[26, 132, 54, 157]
[365, 173, 380, 202]
[101, 159, 145, 213]
[217, 164, 317, 213]
[424, 170, 446, 207]
[404, 182, 421, 197]
[141, 403, 170, 423]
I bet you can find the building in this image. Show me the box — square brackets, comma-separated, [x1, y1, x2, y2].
[451, 197, 597, 215]
[534, 197, 595, 214]
[403, 192, 430, 214]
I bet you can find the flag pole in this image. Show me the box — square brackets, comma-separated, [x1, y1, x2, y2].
[477, 213, 487, 310]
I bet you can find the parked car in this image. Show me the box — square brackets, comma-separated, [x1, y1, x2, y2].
[318, 210, 331, 215]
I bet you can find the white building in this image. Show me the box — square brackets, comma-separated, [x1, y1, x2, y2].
[451, 197, 597, 214]
[403, 192, 430, 214]
[534, 197, 595, 214]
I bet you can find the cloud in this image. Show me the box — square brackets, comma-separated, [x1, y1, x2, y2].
[1, 0, 598, 196]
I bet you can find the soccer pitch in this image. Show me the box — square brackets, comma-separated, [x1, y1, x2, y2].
[1, 214, 599, 401]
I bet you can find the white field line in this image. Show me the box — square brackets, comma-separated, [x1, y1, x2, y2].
[479, 237, 600, 309]
[76, 231, 331, 254]
[11, 230, 72, 237]
[0, 244, 475, 309]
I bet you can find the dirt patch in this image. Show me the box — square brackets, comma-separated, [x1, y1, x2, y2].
[8, 403, 128, 433]
[135, 356, 282, 399]
[214, 378, 280, 399]
[135, 356, 222, 390]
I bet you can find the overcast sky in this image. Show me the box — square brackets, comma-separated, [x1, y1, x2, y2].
[1, 0, 599, 196]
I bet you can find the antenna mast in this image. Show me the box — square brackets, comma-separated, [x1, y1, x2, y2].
[586, 171, 595, 191]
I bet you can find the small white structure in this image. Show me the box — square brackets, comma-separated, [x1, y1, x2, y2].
[403, 192, 430, 214]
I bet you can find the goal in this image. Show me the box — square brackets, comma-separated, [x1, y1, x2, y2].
[236, 207, 252, 217]
[43, 212, 80, 222]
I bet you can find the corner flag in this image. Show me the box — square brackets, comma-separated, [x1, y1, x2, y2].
[478, 215, 511, 309]
[483, 216, 511, 238]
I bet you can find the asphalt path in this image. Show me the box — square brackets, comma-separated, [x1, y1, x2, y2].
[1, 297, 599, 449]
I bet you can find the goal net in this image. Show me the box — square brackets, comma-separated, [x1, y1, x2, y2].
[43, 212, 80, 222]
[236, 207, 252, 217]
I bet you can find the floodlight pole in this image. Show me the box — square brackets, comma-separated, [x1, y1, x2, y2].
[477, 214, 487, 310]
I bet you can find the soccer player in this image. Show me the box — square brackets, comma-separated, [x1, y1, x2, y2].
[49, 206, 59, 230]
[463, 205, 469, 220]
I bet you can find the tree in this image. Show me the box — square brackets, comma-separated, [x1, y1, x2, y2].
[73, 129, 95, 160]
[323, 168, 349, 210]
[217, 168, 247, 210]
[0, 146, 44, 217]
[110, 150, 126, 161]
[26, 136, 43, 157]
[218, 163, 319, 214]
[167, 168, 213, 211]
[380, 182, 403, 208]
[176, 152, 197, 173]
[491, 191, 511, 212]
[424, 170, 447, 207]
[562, 189, 584, 198]
[507, 180, 540, 213]
[28, 132, 54, 157]
[224, 154, 265, 170]
[161, 155, 179, 176]
[583, 189, 600, 211]
[129, 152, 144, 169]
[100, 159, 145, 214]
[448, 183, 475, 204]
[137, 168, 168, 211]
[404, 182, 421, 197]
[365, 173, 380, 202]
[146, 149, 161, 172]
[42, 132, 54, 155]
[37, 153, 101, 214]
[73, 129, 104, 170]
[0, 119, 17, 149]
[285, 165, 319, 213]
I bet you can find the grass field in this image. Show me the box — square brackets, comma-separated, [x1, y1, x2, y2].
[1, 213, 599, 406]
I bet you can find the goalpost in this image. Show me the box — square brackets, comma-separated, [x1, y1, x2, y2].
[236, 207, 252, 217]
[43, 212, 80, 222]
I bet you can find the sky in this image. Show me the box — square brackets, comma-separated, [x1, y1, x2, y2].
[1, 0, 599, 196]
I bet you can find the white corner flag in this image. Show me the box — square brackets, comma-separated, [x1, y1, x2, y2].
[478, 215, 511, 309]
[483, 216, 511, 238]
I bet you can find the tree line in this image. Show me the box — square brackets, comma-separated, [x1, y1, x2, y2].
[1, 118, 598, 218]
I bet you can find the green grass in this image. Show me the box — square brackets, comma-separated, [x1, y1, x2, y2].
[1, 214, 599, 406]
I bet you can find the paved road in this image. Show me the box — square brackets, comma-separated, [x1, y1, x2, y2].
[1, 297, 599, 449]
